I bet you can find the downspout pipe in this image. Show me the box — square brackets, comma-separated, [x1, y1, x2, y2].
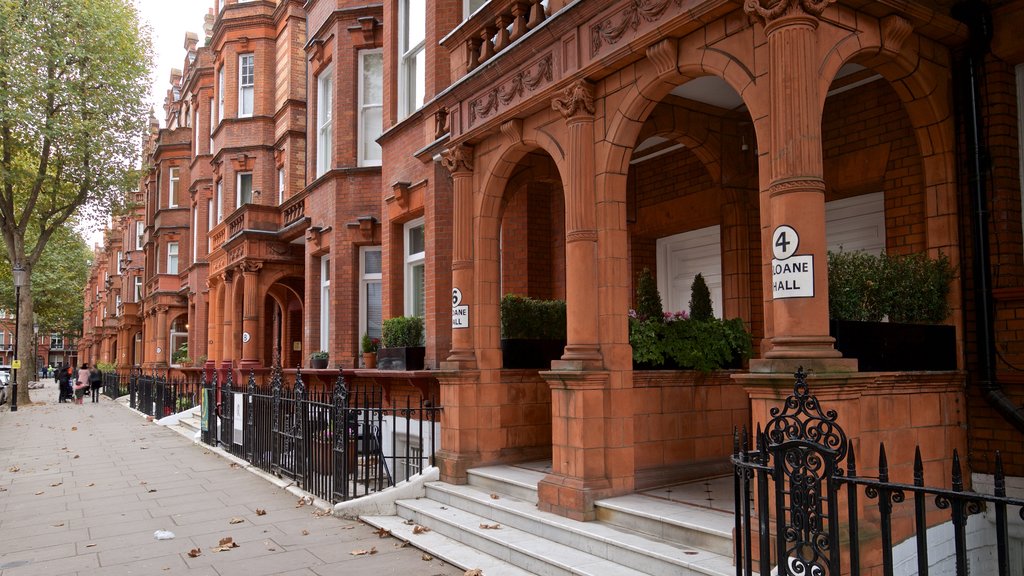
[952, 1, 1024, 433]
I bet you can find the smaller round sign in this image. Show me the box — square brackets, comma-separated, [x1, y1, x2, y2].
[772, 225, 800, 260]
[452, 287, 463, 307]
[242, 332, 251, 343]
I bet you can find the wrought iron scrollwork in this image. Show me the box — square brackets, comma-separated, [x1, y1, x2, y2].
[765, 367, 848, 466]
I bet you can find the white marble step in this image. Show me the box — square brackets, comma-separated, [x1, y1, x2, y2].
[425, 482, 733, 576]
[395, 496, 656, 576]
[596, 493, 735, 557]
[467, 465, 544, 504]
[361, 514, 534, 576]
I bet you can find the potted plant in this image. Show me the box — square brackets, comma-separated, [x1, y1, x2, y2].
[310, 350, 329, 369]
[377, 316, 425, 370]
[499, 294, 567, 369]
[828, 250, 956, 371]
[361, 333, 379, 369]
[629, 269, 751, 371]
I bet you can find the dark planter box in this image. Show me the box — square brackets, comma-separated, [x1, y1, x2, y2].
[501, 339, 565, 369]
[310, 357, 328, 369]
[830, 319, 956, 372]
[377, 346, 425, 371]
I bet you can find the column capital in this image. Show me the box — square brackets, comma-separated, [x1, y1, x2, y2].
[440, 144, 474, 174]
[240, 260, 263, 274]
[552, 79, 595, 120]
[744, 0, 835, 27]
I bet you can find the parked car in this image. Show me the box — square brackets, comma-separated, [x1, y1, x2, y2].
[0, 369, 9, 405]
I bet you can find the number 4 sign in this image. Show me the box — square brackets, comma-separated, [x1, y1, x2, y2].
[772, 225, 799, 260]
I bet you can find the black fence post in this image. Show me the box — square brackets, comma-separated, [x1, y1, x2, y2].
[332, 373, 350, 502]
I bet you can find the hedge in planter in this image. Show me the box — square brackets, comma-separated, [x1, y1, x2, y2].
[500, 294, 567, 369]
[827, 250, 956, 371]
[378, 316, 425, 371]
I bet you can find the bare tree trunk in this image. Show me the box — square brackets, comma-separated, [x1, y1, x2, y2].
[16, 276, 35, 407]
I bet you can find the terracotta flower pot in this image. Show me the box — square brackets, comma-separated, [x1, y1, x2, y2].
[362, 352, 377, 369]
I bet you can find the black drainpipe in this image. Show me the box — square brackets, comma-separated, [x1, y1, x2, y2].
[952, 1, 1024, 433]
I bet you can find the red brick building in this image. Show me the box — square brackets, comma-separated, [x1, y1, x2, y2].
[82, 0, 1023, 553]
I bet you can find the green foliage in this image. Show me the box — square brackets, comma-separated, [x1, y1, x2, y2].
[828, 251, 955, 323]
[0, 227, 90, 333]
[382, 316, 424, 348]
[171, 343, 189, 365]
[629, 316, 751, 372]
[689, 273, 714, 321]
[499, 294, 567, 340]
[634, 268, 663, 321]
[310, 350, 329, 360]
[361, 333, 380, 353]
[95, 361, 116, 373]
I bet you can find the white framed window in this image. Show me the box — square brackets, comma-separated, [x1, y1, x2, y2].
[115, 294, 122, 317]
[237, 171, 253, 206]
[404, 218, 426, 319]
[238, 53, 254, 118]
[134, 276, 142, 302]
[399, 0, 425, 119]
[217, 66, 224, 126]
[208, 96, 214, 151]
[359, 50, 383, 167]
[116, 251, 123, 274]
[278, 167, 285, 204]
[207, 198, 213, 250]
[464, 0, 488, 18]
[168, 167, 179, 208]
[167, 242, 179, 275]
[360, 247, 383, 343]
[169, 319, 187, 367]
[216, 179, 224, 223]
[136, 221, 144, 250]
[51, 334, 64, 349]
[316, 66, 333, 177]
[320, 255, 330, 353]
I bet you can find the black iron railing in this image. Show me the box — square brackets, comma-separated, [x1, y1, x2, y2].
[121, 368, 203, 418]
[200, 365, 441, 504]
[732, 368, 1024, 576]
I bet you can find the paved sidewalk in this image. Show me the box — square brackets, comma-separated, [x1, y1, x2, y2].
[0, 383, 463, 576]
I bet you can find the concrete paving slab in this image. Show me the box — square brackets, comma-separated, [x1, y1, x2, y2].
[0, 383, 462, 576]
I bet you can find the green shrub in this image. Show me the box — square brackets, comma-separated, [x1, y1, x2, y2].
[629, 316, 751, 372]
[171, 342, 189, 365]
[310, 350, 329, 360]
[689, 273, 714, 321]
[95, 361, 117, 373]
[500, 294, 567, 340]
[634, 268, 663, 321]
[382, 316, 425, 348]
[828, 250, 954, 323]
[361, 333, 380, 353]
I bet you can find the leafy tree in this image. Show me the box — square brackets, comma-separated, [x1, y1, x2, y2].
[0, 0, 152, 405]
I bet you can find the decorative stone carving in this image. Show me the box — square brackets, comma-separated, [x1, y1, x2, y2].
[592, 0, 685, 53]
[552, 80, 595, 120]
[440, 145, 475, 174]
[468, 53, 553, 126]
[744, 0, 836, 26]
[880, 14, 913, 56]
[646, 37, 679, 77]
[240, 260, 263, 274]
[500, 119, 524, 146]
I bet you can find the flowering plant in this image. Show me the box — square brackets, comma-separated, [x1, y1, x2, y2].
[361, 333, 380, 353]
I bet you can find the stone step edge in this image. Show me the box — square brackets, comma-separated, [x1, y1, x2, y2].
[467, 465, 544, 495]
[361, 514, 535, 576]
[596, 495, 734, 540]
[425, 482, 732, 574]
[396, 497, 655, 576]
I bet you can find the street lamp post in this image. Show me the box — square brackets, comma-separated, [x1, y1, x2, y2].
[11, 264, 27, 412]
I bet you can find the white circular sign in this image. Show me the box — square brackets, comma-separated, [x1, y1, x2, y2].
[452, 287, 463, 307]
[772, 225, 800, 260]
[156, 347, 162, 354]
[242, 332, 251, 343]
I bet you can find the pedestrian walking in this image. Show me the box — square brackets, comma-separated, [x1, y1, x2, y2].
[57, 364, 73, 403]
[74, 363, 90, 405]
[88, 364, 103, 403]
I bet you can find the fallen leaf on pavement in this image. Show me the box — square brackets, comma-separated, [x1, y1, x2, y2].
[35, 491, 44, 495]
[480, 523, 501, 530]
[302, 529, 309, 536]
[148, 489, 158, 493]
[53, 523, 65, 527]
[50, 482, 62, 487]
[350, 547, 378, 556]
[489, 493, 499, 499]
[464, 570, 484, 576]
[229, 517, 244, 524]
[87, 483, 95, 487]
[413, 525, 431, 534]
[187, 548, 201, 557]
[403, 519, 415, 525]
[229, 463, 240, 469]
[8, 466, 19, 472]
[73, 455, 79, 459]
[422, 553, 434, 561]
[71, 427, 77, 431]
[375, 527, 391, 538]
[255, 508, 267, 516]
[85, 544, 96, 548]
[211, 537, 239, 552]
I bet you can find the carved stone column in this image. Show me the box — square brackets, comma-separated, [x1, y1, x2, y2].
[155, 305, 169, 367]
[745, 0, 853, 370]
[221, 269, 235, 369]
[440, 145, 476, 368]
[240, 261, 262, 368]
[551, 80, 601, 367]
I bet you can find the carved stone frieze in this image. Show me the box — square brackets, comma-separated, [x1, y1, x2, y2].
[468, 53, 553, 127]
[240, 260, 263, 274]
[552, 80, 595, 120]
[440, 144, 475, 174]
[743, 0, 836, 26]
[880, 14, 913, 56]
[591, 0, 684, 54]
